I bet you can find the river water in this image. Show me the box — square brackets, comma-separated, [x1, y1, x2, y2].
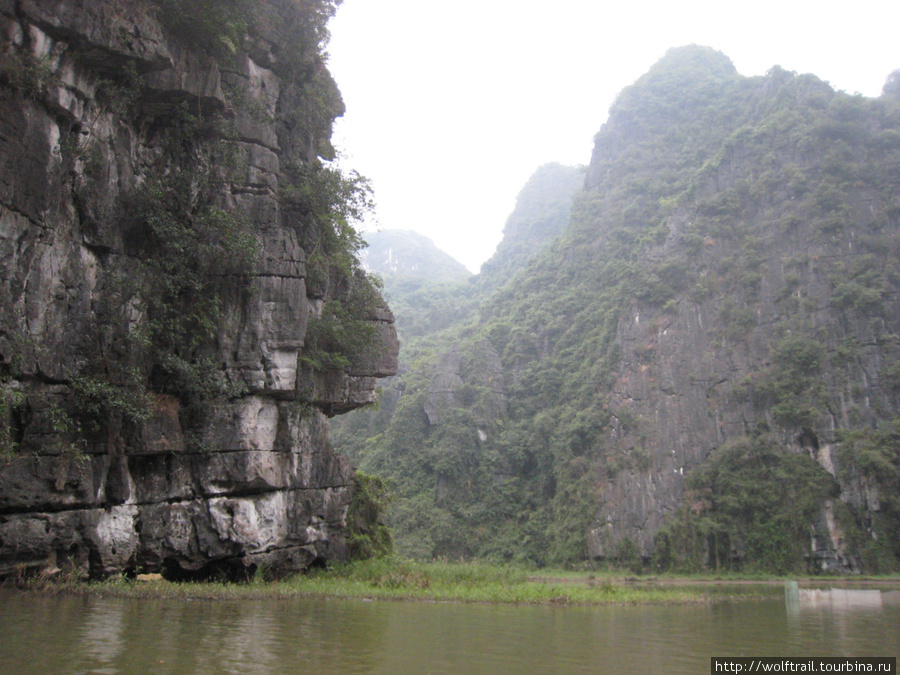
[0, 584, 897, 673]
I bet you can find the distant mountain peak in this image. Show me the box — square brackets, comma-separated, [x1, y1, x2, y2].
[476, 163, 584, 290]
[361, 230, 471, 283]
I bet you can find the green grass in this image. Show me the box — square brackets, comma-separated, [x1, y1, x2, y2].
[23, 558, 710, 605]
[29, 558, 896, 605]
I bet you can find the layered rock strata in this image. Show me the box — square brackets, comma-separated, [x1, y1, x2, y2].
[0, 0, 398, 579]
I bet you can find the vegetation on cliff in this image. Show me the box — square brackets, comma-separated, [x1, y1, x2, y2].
[334, 47, 900, 574]
[0, 0, 395, 580]
[0, 0, 377, 455]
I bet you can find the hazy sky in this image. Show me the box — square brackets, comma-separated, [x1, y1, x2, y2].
[327, 0, 900, 273]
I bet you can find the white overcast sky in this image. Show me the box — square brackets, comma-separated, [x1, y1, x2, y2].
[326, 0, 900, 273]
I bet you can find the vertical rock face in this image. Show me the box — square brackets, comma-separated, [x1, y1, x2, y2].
[0, 0, 398, 579]
[574, 50, 900, 572]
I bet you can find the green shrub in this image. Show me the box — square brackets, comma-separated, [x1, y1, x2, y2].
[834, 423, 900, 571]
[0, 380, 25, 459]
[658, 435, 838, 573]
[347, 472, 393, 560]
[155, 0, 254, 57]
[743, 334, 826, 428]
[300, 273, 381, 372]
[0, 48, 55, 99]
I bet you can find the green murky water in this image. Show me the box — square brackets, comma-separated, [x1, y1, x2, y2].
[0, 585, 897, 673]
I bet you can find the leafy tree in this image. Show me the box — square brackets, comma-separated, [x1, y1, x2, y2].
[882, 70, 900, 101]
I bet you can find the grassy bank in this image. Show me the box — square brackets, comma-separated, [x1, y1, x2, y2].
[24, 558, 896, 605]
[21, 558, 712, 605]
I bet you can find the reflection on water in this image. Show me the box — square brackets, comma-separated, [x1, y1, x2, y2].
[79, 601, 127, 674]
[783, 581, 898, 661]
[786, 581, 886, 612]
[0, 585, 897, 674]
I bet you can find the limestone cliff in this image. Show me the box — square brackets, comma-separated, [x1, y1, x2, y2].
[335, 47, 900, 573]
[0, 0, 398, 579]
[579, 50, 900, 571]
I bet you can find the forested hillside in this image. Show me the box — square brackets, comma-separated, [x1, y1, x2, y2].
[476, 163, 585, 290]
[353, 164, 584, 347]
[336, 46, 900, 573]
[358, 229, 475, 345]
[330, 162, 584, 507]
[362, 230, 471, 282]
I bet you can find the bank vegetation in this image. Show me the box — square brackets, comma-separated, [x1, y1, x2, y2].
[13, 558, 899, 606]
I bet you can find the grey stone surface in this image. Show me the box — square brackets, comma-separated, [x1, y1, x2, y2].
[0, 0, 397, 579]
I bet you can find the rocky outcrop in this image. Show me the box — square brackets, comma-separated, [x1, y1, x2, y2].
[0, 0, 398, 580]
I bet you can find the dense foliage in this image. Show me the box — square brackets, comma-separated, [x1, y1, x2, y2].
[653, 434, 839, 573]
[346, 472, 394, 560]
[359, 230, 476, 344]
